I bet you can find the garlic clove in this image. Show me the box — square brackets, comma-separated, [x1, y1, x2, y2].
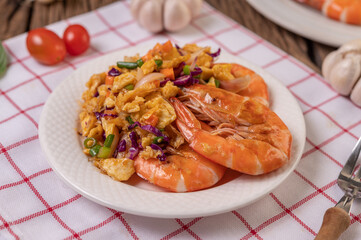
[183, 0, 203, 17]
[329, 57, 361, 95]
[322, 51, 343, 81]
[138, 0, 164, 33]
[350, 77, 361, 107]
[339, 39, 361, 53]
[164, 0, 192, 32]
[130, 0, 148, 19]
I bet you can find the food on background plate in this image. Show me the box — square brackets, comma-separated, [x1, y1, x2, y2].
[295, 0, 361, 25]
[78, 40, 293, 192]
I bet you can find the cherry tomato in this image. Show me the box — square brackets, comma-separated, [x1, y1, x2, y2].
[63, 24, 90, 56]
[26, 28, 66, 65]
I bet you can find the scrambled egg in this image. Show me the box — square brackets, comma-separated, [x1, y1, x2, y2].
[96, 158, 135, 181]
[122, 96, 145, 113]
[79, 112, 97, 136]
[196, 52, 213, 68]
[87, 124, 104, 141]
[141, 59, 157, 75]
[212, 64, 235, 81]
[161, 81, 179, 99]
[82, 73, 106, 101]
[182, 43, 211, 53]
[139, 146, 161, 159]
[112, 72, 136, 93]
[141, 95, 176, 129]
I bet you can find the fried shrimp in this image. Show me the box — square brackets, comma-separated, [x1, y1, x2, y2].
[134, 145, 226, 192]
[170, 85, 292, 175]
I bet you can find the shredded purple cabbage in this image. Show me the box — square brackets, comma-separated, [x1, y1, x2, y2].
[190, 67, 202, 77]
[127, 121, 170, 143]
[94, 112, 118, 121]
[113, 139, 126, 157]
[173, 75, 191, 86]
[129, 132, 138, 147]
[108, 68, 121, 76]
[102, 132, 106, 141]
[160, 77, 171, 87]
[175, 44, 183, 56]
[128, 147, 139, 160]
[173, 62, 186, 78]
[207, 48, 221, 58]
[117, 139, 126, 152]
[173, 75, 199, 87]
[103, 113, 117, 118]
[192, 77, 199, 85]
[140, 125, 169, 142]
[128, 132, 139, 159]
[113, 149, 118, 158]
[95, 112, 102, 121]
[94, 112, 117, 120]
[128, 121, 141, 130]
[150, 144, 166, 161]
[93, 91, 99, 97]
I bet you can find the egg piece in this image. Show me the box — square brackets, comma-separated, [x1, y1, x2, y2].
[97, 158, 135, 181]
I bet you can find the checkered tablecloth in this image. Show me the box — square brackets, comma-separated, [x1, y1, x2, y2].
[1, 1, 361, 239]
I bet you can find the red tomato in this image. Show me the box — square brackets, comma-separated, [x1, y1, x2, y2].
[63, 24, 90, 56]
[26, 28, 66, 65]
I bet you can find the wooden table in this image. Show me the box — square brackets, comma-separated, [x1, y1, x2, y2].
[0, 0, 336, 73]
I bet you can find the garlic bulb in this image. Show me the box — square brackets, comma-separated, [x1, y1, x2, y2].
[322, 40, 361, 107]
[130, 0, 203, 33]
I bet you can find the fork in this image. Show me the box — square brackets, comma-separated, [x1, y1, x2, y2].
[315, 136, 361, 240]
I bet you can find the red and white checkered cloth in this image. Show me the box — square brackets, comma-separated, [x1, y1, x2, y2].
[1, 1, 360, 239]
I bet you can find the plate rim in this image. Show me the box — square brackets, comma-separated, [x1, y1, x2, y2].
[39, 44, 306, 218]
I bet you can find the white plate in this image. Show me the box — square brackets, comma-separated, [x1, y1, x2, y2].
[247, 0, 361, 47]
[39, 44, 306, 218]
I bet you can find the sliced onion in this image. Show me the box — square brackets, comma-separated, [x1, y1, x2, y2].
[185, 48, 204, 66]
[136, 67, 144, 82]
[135, 73, 165, 89]
[189, 57, 198, 71]
[219, 76, 251, 93]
